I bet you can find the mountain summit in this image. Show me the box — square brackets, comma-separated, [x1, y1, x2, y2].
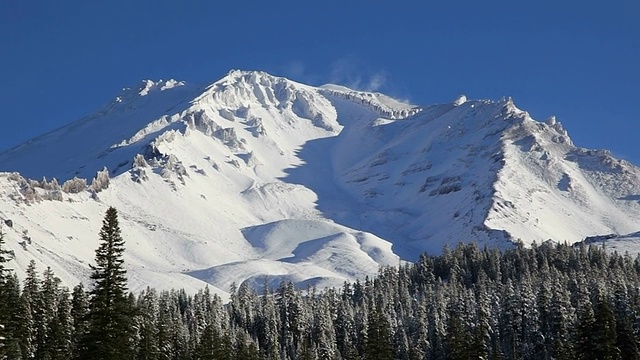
[1, 70, 639, 294]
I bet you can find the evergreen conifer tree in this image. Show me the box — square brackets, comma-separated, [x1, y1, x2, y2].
[136, 288, 160, 360]
[576, 302, 597, 360]
[19, 260, 41, 360]
[0, 229, 11, 359]
[71, 283, 88, 359]
[49, 287, 73, 360]
[0, 229, 9, 279]
[0, 274, 22, 359]
[364, 303, 394, 360]
[592, 298, 621, 360]
[80, 206, 134, 360]
[39, 266, 62, 360]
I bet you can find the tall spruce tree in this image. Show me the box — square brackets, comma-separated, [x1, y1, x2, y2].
[19, 260, 41, 360]
[1, 274, 22, 359]
[592, 298, 621, 360]
[80, 206, 134, 360]
[364, 303, 394, 360]
[0, 229, 9, 279]
[71, 283, 88, 359]
[0, 229, 11, 359]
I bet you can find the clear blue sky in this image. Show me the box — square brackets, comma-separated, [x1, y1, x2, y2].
[2, 1, 639, 163]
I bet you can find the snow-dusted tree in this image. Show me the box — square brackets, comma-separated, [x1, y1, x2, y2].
[17, 260, 42, 359]
[469, 275, 491, 360]
[591, 297, 621, 360]
[70, 283, 88, 359]
[277, 281, 309, 359]
[234, 330, 261, 360]
[80, 207, 135, 359]
[157, 290, 190, 359]
[575, 301, 597, 360]
[135, 287, 160, 360]
[0, 274, 22, 359]
[548, 271, 575, 360]
[48, 287, 73, 360]
[444, 290, 471, 360]
[334, 296, 358, 360]
[611, 282, 640, 360]
[37, 266, 61, 359]
[0, 230, 12, 359]
[364, 302, 394, 360]
[194, 323, 231, 360]
[256, 284, 280, 360]
[499, 280, 521, 359]
[312, 294, 337, 360]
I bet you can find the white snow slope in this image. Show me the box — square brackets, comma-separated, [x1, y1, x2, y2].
[1, 70, 639, 296]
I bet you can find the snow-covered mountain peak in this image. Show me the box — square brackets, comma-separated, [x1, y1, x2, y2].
[197, 69, 324, 111]
[1, 70, 640, 295]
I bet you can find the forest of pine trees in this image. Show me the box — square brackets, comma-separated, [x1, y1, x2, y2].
[2, 208, 640, 359]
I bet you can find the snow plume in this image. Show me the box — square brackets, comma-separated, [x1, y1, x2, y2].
[283, 58, 388, 93]
[280, 61, 322, 86]
[365, 72, 387, 92]
[329, 57, 388, 92]
[282, 60, 307, 80]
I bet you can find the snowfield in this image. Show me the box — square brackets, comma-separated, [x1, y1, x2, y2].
[1, 70, 639, 296]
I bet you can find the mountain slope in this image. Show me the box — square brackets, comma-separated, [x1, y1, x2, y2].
[0, 70, 639, 295]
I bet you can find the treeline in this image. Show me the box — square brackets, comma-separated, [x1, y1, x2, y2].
[2, 210, 640, 359]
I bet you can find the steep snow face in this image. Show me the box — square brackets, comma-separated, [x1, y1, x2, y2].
[1, 70, 639, 295]
[0, 79, 201, 181]
[489, 111, 640, 245]
[0, 70, 406, 295]
[323, 97, 523, 255]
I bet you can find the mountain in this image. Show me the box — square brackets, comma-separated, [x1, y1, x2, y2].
[1, 70, 639, 295]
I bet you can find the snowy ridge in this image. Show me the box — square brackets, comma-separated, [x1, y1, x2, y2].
[0, 70, 639, 296]
[318, 85, 421, 120]
[579, 232, 640, 256]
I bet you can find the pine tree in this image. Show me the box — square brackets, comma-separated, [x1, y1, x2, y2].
[71, 283, 89, 359]
[0, 274, 22, 359]
[234, 331, 261, 360]
[576, 302, 597, 360]
[136, 288, 160, 360]
[313, 295, 337, 360]
[364, 303, 394, 360]
[156, 290, 190, 360]
[615, 318, 638, 360]
[38, 266, 62, 360]
[0, 229, 12, 359]
[0, 229, 9, 280]
[256, 284, 280, 360]
[194, 324, 230, 360]
[80, 206, 134, 360]
[49, 287, 73, 360]
[592, 298, 621, 360]
[548, 273, 574, 360]
[445, 304, 470, 360]
[19, 260, 40, 360]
